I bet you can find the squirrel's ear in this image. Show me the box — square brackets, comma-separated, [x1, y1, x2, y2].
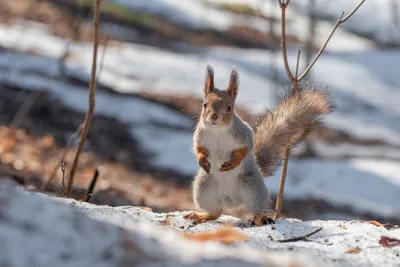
[204, 65, 214, 97]
[226, 67, 239, 102]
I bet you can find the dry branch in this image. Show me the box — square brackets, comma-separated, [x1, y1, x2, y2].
[61, 161, 66, 196]
[66, 0, 102, 198]
[10, 91, 41, 128]
[41, 125, 83, 191]
[277, 227, 322, 243]
[83, 168, 99, 202]
[274, 0, 365, 219]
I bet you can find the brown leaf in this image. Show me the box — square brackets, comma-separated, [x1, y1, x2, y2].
[360, 220, 384, 227]
[345, 247, 361, 254]
[183, 227, 248, 244]
[138, 206, 153, 212]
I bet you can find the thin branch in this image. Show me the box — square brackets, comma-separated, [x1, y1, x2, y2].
[95, 33, 110, 85]
[66, 0, 102, 198]
[83, 168, 99, 202]
[278, 0, 295, 83]
[341, 0, 365, 23]
[297, 12, 344, 81]
[292, 50, 301, 92]
[298, 0, 365, 80]
[10, 91, 41, 128]
[41, 125, 83, 191]
[61, 161, 66, 196]
[274, 148, 289, 220]
[278, 227, 323, 243]
[274, 50, 300, 220]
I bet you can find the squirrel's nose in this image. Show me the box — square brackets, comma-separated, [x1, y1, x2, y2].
[211, 113, 219, 120]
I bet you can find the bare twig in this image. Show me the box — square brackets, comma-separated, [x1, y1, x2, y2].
[41, 125, 83, 191]
[10, 91, 41, 128]
[278, 227, 323, 243]
[66, 0, 102, 198]
[83, 168, 99, 202]
[61, 161, 66, 196]
[274, 0, 365, 219]
[59, 0, 83, 76]
[95, 33, 110, 85]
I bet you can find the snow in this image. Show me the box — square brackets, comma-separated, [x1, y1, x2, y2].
[290, 0, 400, 45]
[116, 0, 375, 52]
[6, 182, 400, 267]
[312, 141, 400, 160]
[0, 181, 331, 267]
[266, 158, 400, 218]
[1, 181, 399, 267]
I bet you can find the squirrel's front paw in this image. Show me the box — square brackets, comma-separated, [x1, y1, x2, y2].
[184, 212, 216, 224]
[253, 212, 275, 226]
[199, 156, 211, 173]
[219, 161, 235, 172]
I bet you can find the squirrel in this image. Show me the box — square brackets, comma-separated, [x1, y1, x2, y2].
[184, 65, 335, 226]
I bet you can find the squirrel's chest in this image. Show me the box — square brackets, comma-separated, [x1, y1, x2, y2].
[201, 130, 239, 166]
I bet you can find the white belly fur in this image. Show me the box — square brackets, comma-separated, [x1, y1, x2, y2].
[200, 127, 246, 206]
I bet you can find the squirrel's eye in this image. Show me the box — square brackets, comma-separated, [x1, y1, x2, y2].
[227, 105, 231, 112]
[203, 103, 207, 109]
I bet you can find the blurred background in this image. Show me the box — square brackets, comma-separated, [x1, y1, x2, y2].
[0, 0, 399, 224]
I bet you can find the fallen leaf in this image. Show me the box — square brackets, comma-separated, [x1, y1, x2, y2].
[360, 220, 384, 227]
[183, 227, 248, 244]
[138, 206, 153, 212]
[379, 236, 400, 248]
[345, 247, 361, 254]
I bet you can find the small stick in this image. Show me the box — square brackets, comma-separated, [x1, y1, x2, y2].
[278, 227, 323, 243]
[83, 168, 99, 202]
[41, 125, 83, 191]
[61, 161, 66, 196]
[10, 91, 41, 128]
[95, 33, 110, 85]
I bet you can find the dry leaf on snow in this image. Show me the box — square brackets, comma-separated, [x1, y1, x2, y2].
[183, 227, 248, 244]
[360, 220, 384, 227]
[138, 206, 153, 212]
[345, 247, 361, 254]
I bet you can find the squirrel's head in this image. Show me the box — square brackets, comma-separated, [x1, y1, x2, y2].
[201, 65, 239, 128]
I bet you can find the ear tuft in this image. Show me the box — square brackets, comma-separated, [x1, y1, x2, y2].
[204, 65, 214, 97]
[226, 67, 239, 102]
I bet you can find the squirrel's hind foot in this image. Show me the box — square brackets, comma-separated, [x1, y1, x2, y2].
[253, 212, 275, 226]
[184, 212, 219, 224]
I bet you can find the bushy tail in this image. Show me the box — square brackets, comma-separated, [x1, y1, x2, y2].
[253, 85, 336, 176]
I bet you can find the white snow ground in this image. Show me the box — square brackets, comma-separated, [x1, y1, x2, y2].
[1, 181, 399, 267]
